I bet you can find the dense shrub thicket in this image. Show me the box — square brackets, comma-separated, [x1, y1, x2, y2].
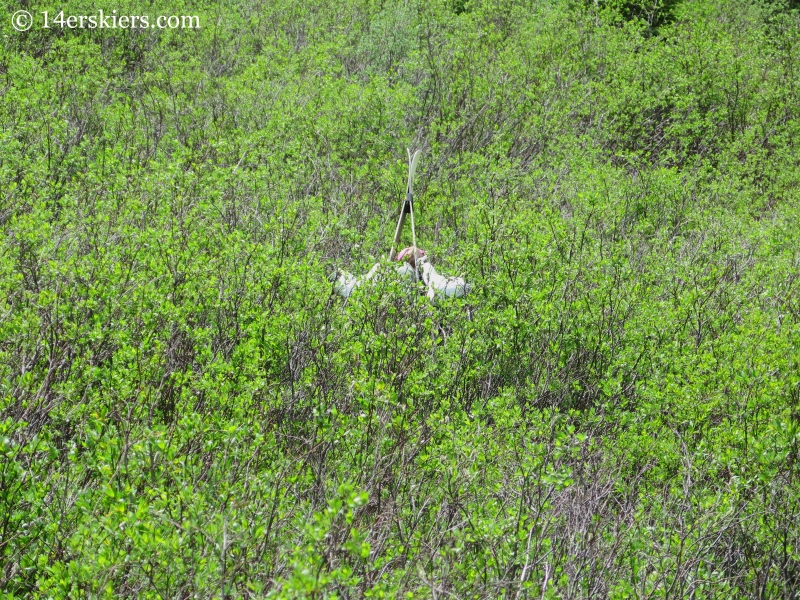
[2, 0, 800, 597]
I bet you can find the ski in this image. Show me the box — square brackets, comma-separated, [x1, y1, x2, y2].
[388, 149, 422, 261]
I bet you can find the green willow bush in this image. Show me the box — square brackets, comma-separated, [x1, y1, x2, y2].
[1, 0, 799, 597]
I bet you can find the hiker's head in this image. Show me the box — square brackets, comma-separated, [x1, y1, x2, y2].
[396, 247, 425, 268]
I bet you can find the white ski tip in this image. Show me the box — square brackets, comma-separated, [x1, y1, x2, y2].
[407, 149, 422, 194]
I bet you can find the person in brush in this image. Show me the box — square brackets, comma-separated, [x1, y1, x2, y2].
[330, 149, 470, 301]
[331, 247, 470, 301]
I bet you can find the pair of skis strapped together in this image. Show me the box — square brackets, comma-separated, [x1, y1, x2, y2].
[388, 149, 422, 278]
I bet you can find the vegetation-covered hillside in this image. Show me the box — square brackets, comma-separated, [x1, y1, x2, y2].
[2, 0, 800, 597]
